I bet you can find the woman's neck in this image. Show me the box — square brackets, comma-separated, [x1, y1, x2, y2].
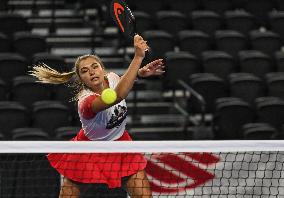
[91, 77, 109, 95]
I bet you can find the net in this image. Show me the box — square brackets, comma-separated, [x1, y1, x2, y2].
[1, 140, 284, 198]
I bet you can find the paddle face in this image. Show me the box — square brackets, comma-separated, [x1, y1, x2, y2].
[110, 0, 137, 39]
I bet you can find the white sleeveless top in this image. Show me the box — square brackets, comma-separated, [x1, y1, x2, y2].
[78, 72, 127, 140]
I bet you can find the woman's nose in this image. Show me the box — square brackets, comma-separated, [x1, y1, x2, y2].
[89, 68, 95, 75]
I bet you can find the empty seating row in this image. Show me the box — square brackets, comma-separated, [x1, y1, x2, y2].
[0, 96, 283, 140]
[0, 100, 80, 139]
[212, 97, 284, 139]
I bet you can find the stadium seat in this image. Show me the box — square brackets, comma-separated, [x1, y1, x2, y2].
[0, 32, 11, 52]
[249, 30, 282, 57]
[32, 100, 72, 137]
[0, 132, 4, 140]
[275, 51, 284, 72]
[55, 126, 81, 140]
[213, 97, 254, 139]
[188, 73, 228, 113]
[229, 73, 266, 105]
[166, 0, 200, 14]
[11, 128, 50, 140]
[163, 51, 200, 91]
[255, 96, 284, 130]
[224, 10, 257, 35]
[201, 0, 233, 15]
[0, 78, 6, 101]
[13, 32, 48, 61]
[32, 52, 68, 72]
[178, 30, 211, 57]
[142, 30, 175, 59]
[0, 53, 28, 85]
[244, 0, 276, 26]
[132, 11, 154, 34]
[201, 50, 236, 81]
[53, 83, 76, 108]
[265, 72, 284, 100]
[276, 0, 284, 11]
[0, 101, 30, 138]
[131, 131, 185, 140]
[0, 13, 30, 38]
[156, 11, 188, 36]
[11, 75, 52, 109]
[269, 11, 284, 41]
[191, 10, 222, 37]
[133, 0, 165, 16]
[215, 30, 248, 58]
[239, 50, 273, 79]
[242, 122, 278, 140]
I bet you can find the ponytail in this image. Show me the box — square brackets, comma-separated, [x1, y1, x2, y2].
[29, 63, 76, 84]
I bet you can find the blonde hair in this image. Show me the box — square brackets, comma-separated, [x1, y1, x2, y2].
[29, 54, 105, 100]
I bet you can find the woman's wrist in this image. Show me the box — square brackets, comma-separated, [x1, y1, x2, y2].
[137, 69, 142, 78]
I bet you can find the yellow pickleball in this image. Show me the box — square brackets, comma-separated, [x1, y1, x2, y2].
[101, 88, 117, 104]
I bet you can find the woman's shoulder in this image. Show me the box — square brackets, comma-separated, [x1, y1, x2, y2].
[78, 89, 99, 103]
[107, 72, 120, 81]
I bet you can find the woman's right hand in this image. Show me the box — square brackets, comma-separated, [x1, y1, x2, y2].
[134, 35, 149, 59]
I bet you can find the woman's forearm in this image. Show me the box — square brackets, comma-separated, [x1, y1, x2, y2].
[115, 55, 143, 101]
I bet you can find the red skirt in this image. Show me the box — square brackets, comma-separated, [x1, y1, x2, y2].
[47, 130, 147, 188]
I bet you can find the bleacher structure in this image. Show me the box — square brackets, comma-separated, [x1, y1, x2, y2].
[0, 0, 284, 141]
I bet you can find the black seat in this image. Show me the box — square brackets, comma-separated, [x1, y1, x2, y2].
[156, 11, 187, 36]
[201, 0, 233, 15]
[53, 83, 76, 109]
[202, 50, 235, 81]
[0, 78, 6, 101]
[0, 13, 30, 38]
[269, 11, 284, 41]
[244, 0, 276, 26]
[242, 122, 278, 140]
[131, 131, 185, 140]
[32, 100, 72, 137]
[229, 73, 266, 105]
[191, 10, 222, 37]
[224, 10, 257, 35]
[213, 97, 254, 139]
[166, 0, 200, 14]
[142, 30, 175, 59]
[132, 11, 154, 34]
[215, 30, 247, 58]
[32, 52, 68, 72]
[276, 0, 284, 11]
[239, 50, 273, 79]
[163, 51, 200, 91]
[265, 72, 284, 100]
[13, 32, 48, 61]
[11, 75, 52, 109]
[0, 101, 30, 138]
[188, 73, 228, 113]
[0, 53, 28, 86]
[132, 0, 165, 16]
[0, 32, 11, 52]
[55, 126, 81, 140]
[178, 30, 211, 57]
[249, 30, 282, 57]
[275, 51, 284, 72]
[255, 96, 284, 130]
[11, 127, 49, 140]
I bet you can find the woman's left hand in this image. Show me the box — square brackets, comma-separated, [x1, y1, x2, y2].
[138, 59, 165, 78]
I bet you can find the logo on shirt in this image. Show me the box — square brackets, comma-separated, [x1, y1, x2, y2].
[106, 105, 127, 129]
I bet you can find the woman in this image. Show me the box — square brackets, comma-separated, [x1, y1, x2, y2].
[30, 35, 165, 198]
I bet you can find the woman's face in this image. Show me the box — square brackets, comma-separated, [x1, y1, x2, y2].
[78, 57, 105, 91]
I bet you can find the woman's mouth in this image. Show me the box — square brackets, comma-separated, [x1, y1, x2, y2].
[91, 77, 99, 81]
